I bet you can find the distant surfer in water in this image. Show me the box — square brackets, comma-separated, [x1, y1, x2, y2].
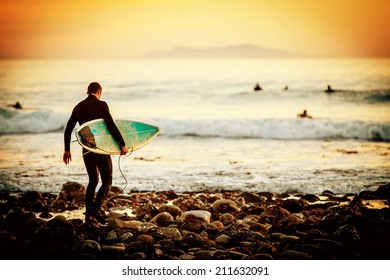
[254, 83, 262, 91]
[325, 85, 335, 94]
[63, 82, 128, 224]
[297, 109, 313, 119]
[8, 101, 22, 109]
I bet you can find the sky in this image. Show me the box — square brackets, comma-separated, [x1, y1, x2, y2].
[1, 0, 390, 58]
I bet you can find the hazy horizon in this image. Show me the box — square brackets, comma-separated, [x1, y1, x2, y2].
[1, 0, 390, 59]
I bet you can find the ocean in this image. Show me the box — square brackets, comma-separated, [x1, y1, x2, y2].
[0, 58, 389, 195]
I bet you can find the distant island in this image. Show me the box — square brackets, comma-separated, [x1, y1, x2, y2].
[144, 44, 303, 59]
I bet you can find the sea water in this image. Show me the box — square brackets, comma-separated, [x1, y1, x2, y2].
[0, 58, 389, 194]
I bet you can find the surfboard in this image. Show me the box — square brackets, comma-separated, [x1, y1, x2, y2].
[75, 118, 160, 155]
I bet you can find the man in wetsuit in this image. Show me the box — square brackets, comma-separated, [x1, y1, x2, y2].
[63, 82, 128, 224]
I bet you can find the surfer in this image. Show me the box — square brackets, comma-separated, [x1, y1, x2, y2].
[325, 85, 335, 94]
[63, 82, 128, 224]
[254, 83, 262, 91]
[297, 109, 313, 119]
[8, 101, 22, 109]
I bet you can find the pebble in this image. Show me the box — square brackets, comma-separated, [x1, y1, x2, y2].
[1, 186, 389, 260]
[177, 210, 211, 224]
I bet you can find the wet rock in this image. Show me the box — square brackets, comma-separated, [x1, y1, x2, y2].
[213, 199, 240, 213]
[20, 191, 45, 211]
[280, 199, 308, 213]
[178, 210, 212, 224]
[258, 243, 277, 255]
[215, 234, 231, 244]
[56, 182, 86, 202]
[173, 195, 205, 211]
[239, 192, 265, 203]
[134, 204, 160, 221]
[81, 239, 101, 256]
[39, 211, 53, 219]
[101, 244, 126, 259]
[136, 234, 154, 242]
[301, 194, 320, 203]
[104, 229, 134, 244]
[375, 183, 390, 199]
[159, 204, 183, 217]
[321, 190, 336, 197]
[333, 224, 361, 242]
[108, 219, 143, 230]
[207, 221, 224, 232]
[46, 215, 74, 229]
[227, 250, 250, 260]
[157, 227, 182, 240]
[248, 230, 266, 241]
[150, 212, 174, 226]
[219, 213, 235, 225]
[279, 234, 300, 242]
[243, 220, 268, 233]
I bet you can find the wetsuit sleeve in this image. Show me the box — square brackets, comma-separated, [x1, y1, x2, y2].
[101, 102, 126, 147]
[64, 108, 78, 152]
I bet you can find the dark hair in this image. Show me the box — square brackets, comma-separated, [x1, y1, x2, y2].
[87, 82, 102, 94]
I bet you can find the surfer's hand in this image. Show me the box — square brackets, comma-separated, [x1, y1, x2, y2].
[120, 146, 128, 155]
[63, 151, 72, 165]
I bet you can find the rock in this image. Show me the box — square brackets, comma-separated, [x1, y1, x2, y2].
[136, 234, 154, 242]
[157, 227, 182, 240]
[207, 221, 224, 231]
[57, 182, 86, 202]
[219, 213, 235, 225]
[279, 234, 300, 242]
[81, 239, 101, 255]
[215, 234, 230, 243]
[213, 199, 240, 213]
[243, 221, 268, 233]
[150, 212, 174, 225]
[20, 191, 45, 211]
[104, 229, 134, 244]
[301, 194, 320, 202]
[134, 204, 160, 221]
[178, 210, 212, 224]
[280, 199, 308, 213]
[158, 204, 183, 217]
[375, 183, 390, 199]
[108, 219, 142, 230]
[333, 224, 361, 242]
[5, 208, 36, 233]
[239, 192, 265, 203]
[101, 244, 126, 258]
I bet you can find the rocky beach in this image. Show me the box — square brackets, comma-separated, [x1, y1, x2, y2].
[1, 182, 389, 260]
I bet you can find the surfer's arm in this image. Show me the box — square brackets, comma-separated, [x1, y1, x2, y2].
[64, 109, 78, 152]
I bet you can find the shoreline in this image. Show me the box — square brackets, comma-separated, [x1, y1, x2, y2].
[1, 182, 389, 260]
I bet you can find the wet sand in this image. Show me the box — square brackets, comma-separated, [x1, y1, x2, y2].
[0, 182, 389, 260]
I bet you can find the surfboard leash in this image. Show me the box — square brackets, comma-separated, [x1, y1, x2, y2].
[72, 136, 135, 210]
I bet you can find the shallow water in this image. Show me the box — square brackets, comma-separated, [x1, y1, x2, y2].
[1, 58, 389, 194]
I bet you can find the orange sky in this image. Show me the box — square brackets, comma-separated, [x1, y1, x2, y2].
[1, 0, 389, 58]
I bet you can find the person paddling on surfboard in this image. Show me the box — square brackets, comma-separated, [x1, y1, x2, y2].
[63, 82, 128, 224]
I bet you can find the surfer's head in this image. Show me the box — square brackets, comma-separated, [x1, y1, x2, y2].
[87, 82, 102, 99]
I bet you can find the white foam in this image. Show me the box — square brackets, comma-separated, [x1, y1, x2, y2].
[0, 108, 67, 134]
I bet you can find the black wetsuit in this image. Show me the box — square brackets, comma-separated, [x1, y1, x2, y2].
[64, 95, 125, 218]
